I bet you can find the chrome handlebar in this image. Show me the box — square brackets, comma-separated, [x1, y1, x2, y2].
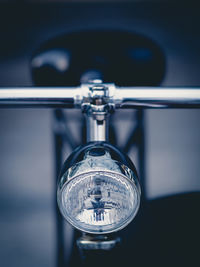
[0, 83, 200, 109]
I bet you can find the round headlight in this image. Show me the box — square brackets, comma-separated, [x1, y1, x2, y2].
[57, 145, 140, 234]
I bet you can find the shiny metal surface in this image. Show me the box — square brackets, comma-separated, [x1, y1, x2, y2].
[0, 85, 200, 108]
[82, 81, 111, 142]
[86, 115, 108, 142]
[0, 87, 80, 108]
[77, 234, 120, 250]
[115, 87, 200, 108]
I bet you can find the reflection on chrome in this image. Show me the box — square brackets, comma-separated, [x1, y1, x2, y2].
[57, 145, 140, 234]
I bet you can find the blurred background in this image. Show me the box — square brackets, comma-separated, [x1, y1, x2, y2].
[0, 1, 200, 267]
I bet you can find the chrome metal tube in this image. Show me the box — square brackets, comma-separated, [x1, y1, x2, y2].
[114, 87, 200, 108]
[86, 115, 108, 142]
[0, 87, 80, 108]
[0, 86, 200, 108]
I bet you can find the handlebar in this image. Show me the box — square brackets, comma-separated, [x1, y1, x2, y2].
[0, 84, 200, 109]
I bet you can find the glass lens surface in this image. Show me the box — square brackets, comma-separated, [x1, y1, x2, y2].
[58, 170, 140, 233]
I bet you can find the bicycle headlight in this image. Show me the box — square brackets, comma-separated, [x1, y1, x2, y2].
[57, 143, 140, 234]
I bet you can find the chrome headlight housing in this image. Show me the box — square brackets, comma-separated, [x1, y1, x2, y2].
[57, 143, 140, 234]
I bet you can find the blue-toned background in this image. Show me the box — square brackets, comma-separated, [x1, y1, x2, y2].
[0, 2, 200, 267]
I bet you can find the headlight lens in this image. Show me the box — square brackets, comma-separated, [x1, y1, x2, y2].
[58, 166, 140, 234]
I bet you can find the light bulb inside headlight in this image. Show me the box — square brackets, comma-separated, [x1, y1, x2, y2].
[57, 144, 140, 234]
